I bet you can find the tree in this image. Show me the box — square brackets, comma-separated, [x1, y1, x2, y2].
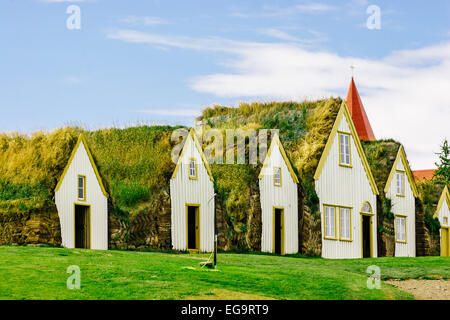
[433, 139, 450, 185]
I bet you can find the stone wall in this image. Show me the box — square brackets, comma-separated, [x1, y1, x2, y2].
[0, 209, 61, 246]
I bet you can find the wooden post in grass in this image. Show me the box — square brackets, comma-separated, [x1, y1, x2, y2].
[214, 234, 217, 268]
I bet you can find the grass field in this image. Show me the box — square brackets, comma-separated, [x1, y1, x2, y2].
[0, 246, 449, 300]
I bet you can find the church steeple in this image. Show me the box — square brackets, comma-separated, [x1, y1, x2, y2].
[346, 77, 376, 141]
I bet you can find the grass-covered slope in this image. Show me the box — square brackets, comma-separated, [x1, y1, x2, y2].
[6, 246, 449, 300]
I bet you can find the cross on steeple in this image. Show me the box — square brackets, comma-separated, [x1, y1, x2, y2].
[350, 63, 355, 77]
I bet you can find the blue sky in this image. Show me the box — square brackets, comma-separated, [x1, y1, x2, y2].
[0, 0, 449, 169]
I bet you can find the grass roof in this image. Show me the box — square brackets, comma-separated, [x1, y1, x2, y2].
[361, 140, 401, 193]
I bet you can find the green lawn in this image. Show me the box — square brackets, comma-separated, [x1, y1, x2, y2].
[0, 246, 448, 300]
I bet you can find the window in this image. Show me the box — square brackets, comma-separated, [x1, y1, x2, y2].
[340, 208, 352, 241]
[395, 216, 407, 243]
[274, 167, 282, 186]
[444, 217, 448, 225]
[77, 175, 86, 201]
[189, 158, 197, 180]
[324, 206, 336, 239]
[362, 202, 372, 214]
[396, 171, 405, 196]
[339, 133, 351, 166]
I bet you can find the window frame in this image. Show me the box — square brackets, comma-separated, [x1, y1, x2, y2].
[323, 205, 337, 240]
[188, 158, 198, 180]
[77, 175, 86, 201]
[396, 170, 406, 197]
[395, 215, 407, 244]
[338, 131, 352, 168]
[273, 166, 282, 186]
[339, 207, 353, 242]
[443, 217, 448, 226]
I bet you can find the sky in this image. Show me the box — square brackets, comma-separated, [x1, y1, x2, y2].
[0, 0, 449, 170]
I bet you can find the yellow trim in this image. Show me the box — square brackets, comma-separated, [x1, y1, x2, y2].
[77, 175, 86, 201]
[73, 203, 91, 249]
[361, 201, 373, 214]
[443, 217, 448, 226]
[323, 204, 338, 240]
[273, 167, 282, 186]
[339, 207, 353, 242]
[314, 101, 379, 195]
[441, 227, 449, 257]
[360, 213, 374, 258]
[55, 134, 108, 198]
[188, 158, 198, 180]
[394, 214, 407, 244]
[434, 186, 450, 219]
[272, 206, 285, 255]
[171, 128, 214, 182]
[338, 131, 353, 168]
[384, 146, 419, 197]
[185, 203, 200, 252]
[258, 133, 299, 184]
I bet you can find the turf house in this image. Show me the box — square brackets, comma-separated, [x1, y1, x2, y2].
[170, 128, 215, 253]
[259, 133, 300, 255]
[55, 134, 109, 250]
[362, 142, 418, 257]
[434, 186, 450, 256]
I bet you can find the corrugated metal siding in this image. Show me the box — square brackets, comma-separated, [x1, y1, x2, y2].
[170, 136, 215, 252]
[315, 115, 377, 259]
[386, 160, 416, 257]
[55, 141, 108, 250]
[259, 140, 298, 254]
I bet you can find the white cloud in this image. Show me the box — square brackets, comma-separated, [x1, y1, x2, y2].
[121, 16, 168, 26]
[230, 2, 336, 18]
[258, 28, 327, 44]
[108, 29, 450, 169]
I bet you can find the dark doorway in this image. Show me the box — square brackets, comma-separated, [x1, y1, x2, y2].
[75, 204, 90, 249]
[273, 208, 284, 255]
[362, 215, 372, 258]
[187, 205, 199, 250]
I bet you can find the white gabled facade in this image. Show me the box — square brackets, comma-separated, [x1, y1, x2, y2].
[314, 102, 379, 259]
[55, 135, 108, 250]
[170, 128, 215, 252]
[259, 134, 299, 255]
[434, 186, 450, 256]
[384, 146, 418, 257]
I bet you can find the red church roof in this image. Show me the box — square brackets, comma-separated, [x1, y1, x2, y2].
[413, 169, 435, 182]
[346, 77, 376, 141]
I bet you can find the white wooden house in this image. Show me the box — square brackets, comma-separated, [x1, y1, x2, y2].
[170, 128, 215, 253]
[434, 186, 450, 256]
[55, 134, 108, 250]
[314, 102, 379, 259]
[383, 146, 418, 257]
[259, 133, 299, 255]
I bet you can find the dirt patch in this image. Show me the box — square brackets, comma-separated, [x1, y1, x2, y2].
[386, 279, 450, 300]
[184, 288, 275, 300]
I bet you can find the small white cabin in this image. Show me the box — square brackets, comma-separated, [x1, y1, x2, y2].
[314, 102, 379, 259]
[434, 186, 450, 256]
[170, 128, 215, 253]
[259, 134, 299, 255]
[384, 146, 418, 257]
[55, 135, 108, 250]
